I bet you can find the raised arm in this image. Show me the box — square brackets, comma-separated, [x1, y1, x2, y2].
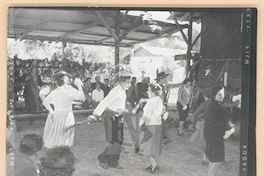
[69, 84, 85, 102]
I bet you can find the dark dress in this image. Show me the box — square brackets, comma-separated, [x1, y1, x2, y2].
[204, 100, 230, 162]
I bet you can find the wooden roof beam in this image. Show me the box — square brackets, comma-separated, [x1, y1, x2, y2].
[95, 10, 119, 41]
[132, 24, 186, 45]
[179, 12, 190, 22]
[119, 14, 143, 42]
[191, 31, 201, 48]
[115, 10, 129, 31]
[173, 14, 191, 48]
[97, 36, 112, 43]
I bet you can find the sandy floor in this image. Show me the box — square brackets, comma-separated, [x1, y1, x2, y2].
[11, 112, 239, 176]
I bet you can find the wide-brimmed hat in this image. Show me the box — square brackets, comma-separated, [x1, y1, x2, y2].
[53, 71, 72, 78]
[155, 72, 169, 80]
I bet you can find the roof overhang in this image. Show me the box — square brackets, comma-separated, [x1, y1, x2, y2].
[8, 7, 191, 48]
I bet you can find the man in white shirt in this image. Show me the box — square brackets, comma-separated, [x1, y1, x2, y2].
[88, 72, 131, 170]
[92, 83, 104, 108]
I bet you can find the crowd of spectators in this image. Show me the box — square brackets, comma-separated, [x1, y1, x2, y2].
[9, 55, 116, 113]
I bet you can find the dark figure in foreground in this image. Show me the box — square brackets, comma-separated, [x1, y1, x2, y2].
[15, 134, 43, 176]
[204, 86, 234, 176]
[39, 146, 75, 176]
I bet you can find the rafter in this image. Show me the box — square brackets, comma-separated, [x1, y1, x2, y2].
[119, 14, 143, 42]
[133, 24, 187, 45]
[173, 15, 190, 48]
[116, 10, 129, 31]
[191, 32, 201, 48]
[95, 10, 119, 41]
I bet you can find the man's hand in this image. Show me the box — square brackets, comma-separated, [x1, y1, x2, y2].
[162, 111, 169, 120]
[87, 115, 96, 122]
[182, 105, 187, 110]
[132, 108, 137, 114]
[123, 108, 129, 113]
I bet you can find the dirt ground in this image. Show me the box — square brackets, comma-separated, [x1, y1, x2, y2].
[11, 111, 239, 176]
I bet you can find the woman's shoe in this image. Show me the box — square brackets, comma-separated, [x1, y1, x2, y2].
[145, 165, 152, 171]
[149, 165, 159, 173]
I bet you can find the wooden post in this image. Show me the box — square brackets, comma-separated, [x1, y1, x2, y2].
[186, 13, 193, 77]
[33, 60, 39, 112]
[115, 10, 121, 75]
[62, 41, 67, 71]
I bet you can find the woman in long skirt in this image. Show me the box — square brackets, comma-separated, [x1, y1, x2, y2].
[43, 71, 85, 149]
[138, 82, 166, 173]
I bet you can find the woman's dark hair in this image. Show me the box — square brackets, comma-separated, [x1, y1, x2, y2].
[119, 75, 131, 83]
[210, 86, 223, 99]
[39, 146, 75, 176]
[201, 88, 211, 99]
[149, 83, 161, 96]
[19, 134, 43, 156]
[183, 78, 192, 85]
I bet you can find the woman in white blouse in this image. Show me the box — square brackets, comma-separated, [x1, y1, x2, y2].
[90, 72, 131, 170]
[139, 82, 167, 173]
[43, 71, 85, 149]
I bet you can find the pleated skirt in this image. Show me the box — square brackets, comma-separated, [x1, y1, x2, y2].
[43, 111, 75, 149]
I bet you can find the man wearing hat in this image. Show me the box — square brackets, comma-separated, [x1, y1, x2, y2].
[154, 72, 172, 145]
[88, 70, 131, 170]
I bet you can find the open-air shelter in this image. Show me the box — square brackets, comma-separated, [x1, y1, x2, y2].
[8, 7, 202, 117]
[7, 7, 244, 120]
[8, 8, 201, 73]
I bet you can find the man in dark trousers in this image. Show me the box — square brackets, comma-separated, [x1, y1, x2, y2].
[126, 77, 138, 107]
[89, 71, 131, 170]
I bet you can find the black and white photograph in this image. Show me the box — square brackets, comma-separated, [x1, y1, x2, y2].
[6, 7, 256, 176]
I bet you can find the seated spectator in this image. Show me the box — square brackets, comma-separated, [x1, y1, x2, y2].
[15, 134, 43, 176]
[39, 146, 75, 176]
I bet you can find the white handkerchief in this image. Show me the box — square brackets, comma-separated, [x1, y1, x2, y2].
[224, 127, 235, 139]
[163, 112, 169, 120]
